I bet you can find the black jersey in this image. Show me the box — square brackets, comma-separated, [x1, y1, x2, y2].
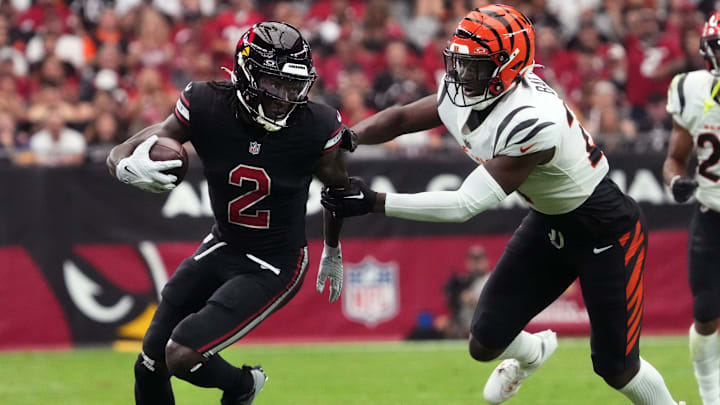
[173, 81, 343, 253]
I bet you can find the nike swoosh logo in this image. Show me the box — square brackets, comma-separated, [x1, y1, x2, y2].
[593, 245, 613, 254]
[124, 166, 137, 176]
[344, 191, 365, 199]
[520, 143, 538, 153]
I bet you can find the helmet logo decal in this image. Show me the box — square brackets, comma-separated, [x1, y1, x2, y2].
[451, 43, 470, 54]
[241, 46, 250, 57]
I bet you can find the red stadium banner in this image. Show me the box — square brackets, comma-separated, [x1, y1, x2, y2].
[0, 154, 696, 349]
[0, 232, 692, 349]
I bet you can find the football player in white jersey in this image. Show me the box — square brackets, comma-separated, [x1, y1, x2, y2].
[324, 5, 683, 405]
[664, 12, 720, 405]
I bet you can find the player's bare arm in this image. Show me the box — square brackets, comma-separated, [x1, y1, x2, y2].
[322, 148, 553, 221]
[313, 147, 350, 302]
[106, 114, 189, 175]
[663, 120, 697, 203]
[351, 94, 443, 145]
[314, 148, 349, 247]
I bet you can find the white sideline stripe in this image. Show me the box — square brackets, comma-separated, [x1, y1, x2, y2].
[138, 241, 168, 299]
[246, 254, 281, 275]
[205, 247, 308, 356]
[193, 241, 227, 261]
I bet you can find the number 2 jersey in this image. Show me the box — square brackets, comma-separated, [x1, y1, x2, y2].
[173, 81, 343, 253]
[667, 70, 720, 212]
[437, 72, 609, 215]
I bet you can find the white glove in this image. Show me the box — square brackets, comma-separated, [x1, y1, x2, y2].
[115, 135, 182, 193]
[317, 242, 343, 303]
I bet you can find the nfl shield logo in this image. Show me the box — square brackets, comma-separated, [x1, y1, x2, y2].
[248, 141, 261, 155]
[343, 257, 399, 328]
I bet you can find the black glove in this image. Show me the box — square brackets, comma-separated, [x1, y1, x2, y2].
[339, 125, 358, 152]
[321, 177, 377, 217]
[670, 176, 698, 203]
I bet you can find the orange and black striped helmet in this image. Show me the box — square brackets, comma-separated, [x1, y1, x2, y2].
[701, 12, 720, 74]
[443, 4, 535, 108]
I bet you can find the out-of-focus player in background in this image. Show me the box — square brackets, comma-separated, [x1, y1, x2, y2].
[323, 5, 684, 404]
[664, 12, 720, 405]
[107, 22, 348, 405]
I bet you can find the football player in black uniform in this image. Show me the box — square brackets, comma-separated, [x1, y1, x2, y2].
[107, 22, 349, 405]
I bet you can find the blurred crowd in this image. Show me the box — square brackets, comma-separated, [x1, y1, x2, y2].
[0, 0, 715, 166]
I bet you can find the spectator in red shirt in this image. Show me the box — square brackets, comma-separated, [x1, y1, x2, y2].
[207, 0, 264, 66]
[15, 0, 70, 35]
[315, 32, 377, 94]
[361, 0, 404, 52]
[623, 7, 684, 123]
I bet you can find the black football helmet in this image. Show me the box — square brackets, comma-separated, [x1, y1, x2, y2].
[231, 21, 317, 131]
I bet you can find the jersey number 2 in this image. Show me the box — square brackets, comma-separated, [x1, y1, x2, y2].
[228, 164, 271, 229]
[698, 133, 720, 182]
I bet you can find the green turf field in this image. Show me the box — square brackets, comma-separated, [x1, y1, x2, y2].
[0, 337, 697, 405]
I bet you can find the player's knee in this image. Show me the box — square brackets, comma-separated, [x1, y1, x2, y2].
[165, 340, 205, 378]
[468, 334, 503, 362]
[594, 357, 640, 389]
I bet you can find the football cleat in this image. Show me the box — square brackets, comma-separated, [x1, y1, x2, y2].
[483, 330, 558, 404]
[222, 365, 268, 405]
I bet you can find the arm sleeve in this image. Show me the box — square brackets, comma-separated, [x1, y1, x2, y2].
[666, 73, 691, 129]
[173, 82, 193, 127]
[384, 165, 507, 222]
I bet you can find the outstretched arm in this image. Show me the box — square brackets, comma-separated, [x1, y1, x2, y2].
[663, 120, 697, 203]
[322, 149, 554, 222]
[352, 94, 443, 145]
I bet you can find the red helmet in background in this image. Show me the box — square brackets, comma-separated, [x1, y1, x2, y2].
[443, 4, 536, 109]
[701, 12, 720, 74]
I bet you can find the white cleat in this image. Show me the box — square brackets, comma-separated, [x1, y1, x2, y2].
[483, 330, 558, 404]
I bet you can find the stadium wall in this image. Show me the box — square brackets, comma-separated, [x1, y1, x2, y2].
[0, 153, 694, 349]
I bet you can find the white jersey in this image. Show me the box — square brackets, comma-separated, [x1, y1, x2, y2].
[437, 73, 609, 215]
[667, 70, 720, 212]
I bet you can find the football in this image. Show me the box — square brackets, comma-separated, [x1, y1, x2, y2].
[149, 137, 188, 185]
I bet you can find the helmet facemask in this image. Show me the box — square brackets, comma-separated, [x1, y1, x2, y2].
[235, 56, 316, 131]
[701, 35, 720, 76]
[443, 47, 518, 110]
